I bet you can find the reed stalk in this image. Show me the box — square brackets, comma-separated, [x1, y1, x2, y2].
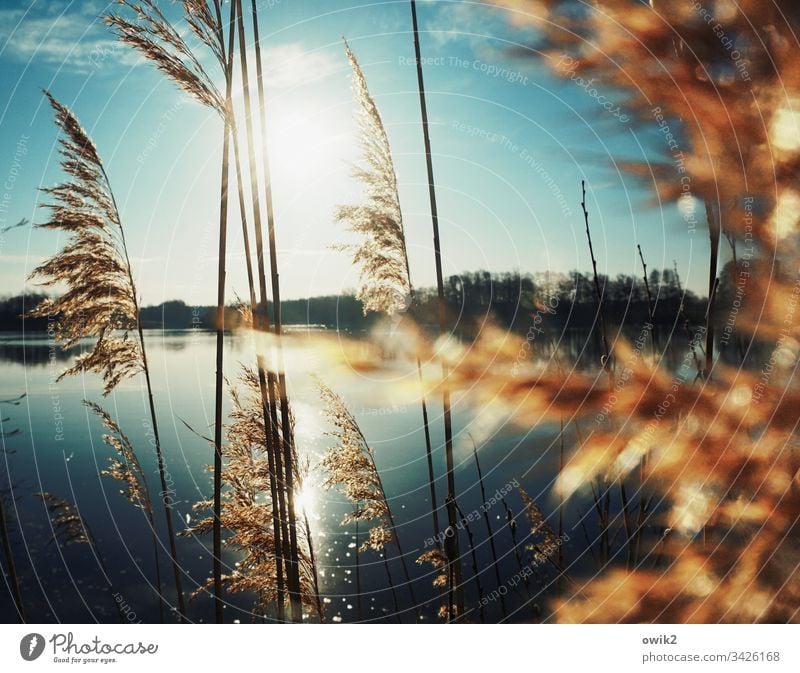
[211, 0, 235, 623]
[0, 483, 24, 622]
[470, 436, 506, 618]
[354, 517, 362, 621]
[230, 0, 293, 620]
[704, 200, 721, 380]
[231, 109, 287, 621]
[501, 499, 535, 616]
[637, 244, 658, 355]
[673, 262, 704, 379]
[634, 244, 657, 564]
[723, 232, 747, 361]
[409, 0, 463, 619]
[579, 180, 619, 564]
[105, 0, 242, 622]
[115, 167, 186, 623]
[454, 501, 484, 622]
[247, 0, 303, 621]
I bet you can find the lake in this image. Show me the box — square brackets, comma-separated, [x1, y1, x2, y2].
[0, 324, 723, 623]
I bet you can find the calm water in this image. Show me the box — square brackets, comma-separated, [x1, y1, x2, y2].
[0, 326, 725, 623]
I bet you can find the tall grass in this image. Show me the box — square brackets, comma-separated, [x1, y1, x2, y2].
[84, 402, 165, 620]
[36, 492, 124, 622]
[317, 379, 419, 620]
[408, 0, 463, 619]
[335, 42, 441, 553]
[0, 481, 24, 623]
[106, 0, 234, 622]
[183, 367, 318, 620]
[235, 0, 303, 620]
[27, 93, 185, 621]
[0, 396, 25, 622]
[470, 437, 506, 618]
[229, 0, 293, 621]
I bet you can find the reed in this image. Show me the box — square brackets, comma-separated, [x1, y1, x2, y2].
[293, 448, 324, 621]
[636, 245, 658, 358]
[336, 39, 442, 601]
[673, 263, 704, 380]
[84, 402, 165, 621]
[580, 181, 611, 375]
[703, 201, 720, 380]
[106, 0, 235, 622]
[633, 244, 657, 564]
[27, 92, 185, 620]
[0, 480, 24, 623]
[408, 0, 463, 618]
[316, 378, 419, 620]
[469, 436, 506, 618]
[501, 498, 535, 617]
[579, 180, 623, 564]
[354, 517, 362, 621]
[248, 2, 303, 618]
[36, 492, 125, 622]
[183, 366, 318, 620]
[0, 397, 25, 622]
[454, 501, 484, 622]
[518, 489, 561, 569]
[232, 0, 301, 620]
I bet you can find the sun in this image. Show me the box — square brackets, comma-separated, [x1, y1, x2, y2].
[229, 87, 345, 188]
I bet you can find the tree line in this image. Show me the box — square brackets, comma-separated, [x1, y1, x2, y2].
[1, 268, 707, 334]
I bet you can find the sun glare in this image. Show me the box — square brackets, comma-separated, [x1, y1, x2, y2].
[229, 88, 342, 185]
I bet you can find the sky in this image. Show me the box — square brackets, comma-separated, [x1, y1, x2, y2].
[0, 0, 711, 305]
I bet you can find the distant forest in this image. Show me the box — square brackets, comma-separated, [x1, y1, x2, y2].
[0, 268, 713, 334]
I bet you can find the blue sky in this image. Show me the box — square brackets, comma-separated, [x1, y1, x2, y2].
[0, 0, 710, 304]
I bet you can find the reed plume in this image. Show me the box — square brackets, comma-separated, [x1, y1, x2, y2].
[337, 42, 442, 612]
[37, 492, 97, 549]
[28, 93, 185, 620]
[336, 42, 411, 315]
[106, 0, 234, 621]
[317, 378, 419, 619]
[518, 488, 560, 568]
[28, 93, 141, 395]
[318, 379, 393, 552]
[184, 366, 320, 620]
[105, 0, 224, 116]
[85, 401, 166, 621]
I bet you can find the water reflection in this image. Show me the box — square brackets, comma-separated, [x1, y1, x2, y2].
[0, 326, 770, 624]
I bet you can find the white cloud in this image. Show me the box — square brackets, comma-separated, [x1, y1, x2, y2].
[260, 43, 341, 91]
[426, 2, 491, 47]
[0, 4, 138, 73]
[0, 3, 339, 88]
